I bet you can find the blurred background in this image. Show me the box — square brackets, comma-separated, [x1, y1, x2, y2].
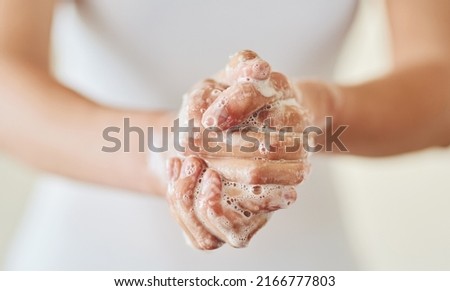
[1, 0, 449, 270]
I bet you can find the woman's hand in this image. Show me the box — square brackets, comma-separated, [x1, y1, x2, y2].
[166, 156, 297, 249]
[166, 50, 311, 249]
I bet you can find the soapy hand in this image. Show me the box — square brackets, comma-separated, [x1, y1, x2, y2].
[167, 50, 311, 250]
[166, 156, 297, 249]
[202, 50, 301, 130]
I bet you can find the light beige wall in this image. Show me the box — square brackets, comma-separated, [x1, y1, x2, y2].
[333, 0, 450, 270]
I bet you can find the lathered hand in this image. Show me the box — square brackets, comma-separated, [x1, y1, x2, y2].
[167, 156, 296, 249]
[168, 50, 311, 250]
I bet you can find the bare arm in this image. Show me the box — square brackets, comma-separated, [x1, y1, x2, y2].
[300, 0, 450, 156]
[0, 0, 169, 194]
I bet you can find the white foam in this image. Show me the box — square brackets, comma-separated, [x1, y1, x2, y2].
[253, 79, 279, 98]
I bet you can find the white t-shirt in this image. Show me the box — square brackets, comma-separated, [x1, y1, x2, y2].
[5, 0, 359, 270]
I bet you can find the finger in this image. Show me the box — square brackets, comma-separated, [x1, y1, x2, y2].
[217, 182, 297, 247]
[179, 79, 228, 128]
[202, 73, 297, 130]
[249, 96, 309, 132]
[202, 50, 275, 129]
[206, 157, 307, 185]
[194, 169, 228, 241]
[222, 50, 272, 84]
[222, 51, 292, 97]
[167, 157, 200, 247]
[178, 79, 228, 152]
[187, 98, 310, 160]
[236, 184, 297, 213]
[269, 72, 297, 100]
[202, 82, 278, 129]
[197, 170, 269, 248]
[167, 157, 182, 182]
[168, 156, 223, 250]
[186, 130, 305, 160]
[186, 96, 310, 160]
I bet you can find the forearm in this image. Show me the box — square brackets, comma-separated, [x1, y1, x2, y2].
[336, 60, 450, 156]
[0, 57, 168, 194]
[299, 59, 450, 156]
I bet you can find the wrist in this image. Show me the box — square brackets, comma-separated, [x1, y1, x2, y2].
[295, 80, 345, 128]
[144, 110, 178, 195]
[108, 109, 176, 196]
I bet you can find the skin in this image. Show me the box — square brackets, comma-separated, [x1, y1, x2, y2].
[172, 53, 306, 248]
[167, 156, 297, 249]
[202, 53, 296, 129]
[1, 0, 450, 249]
